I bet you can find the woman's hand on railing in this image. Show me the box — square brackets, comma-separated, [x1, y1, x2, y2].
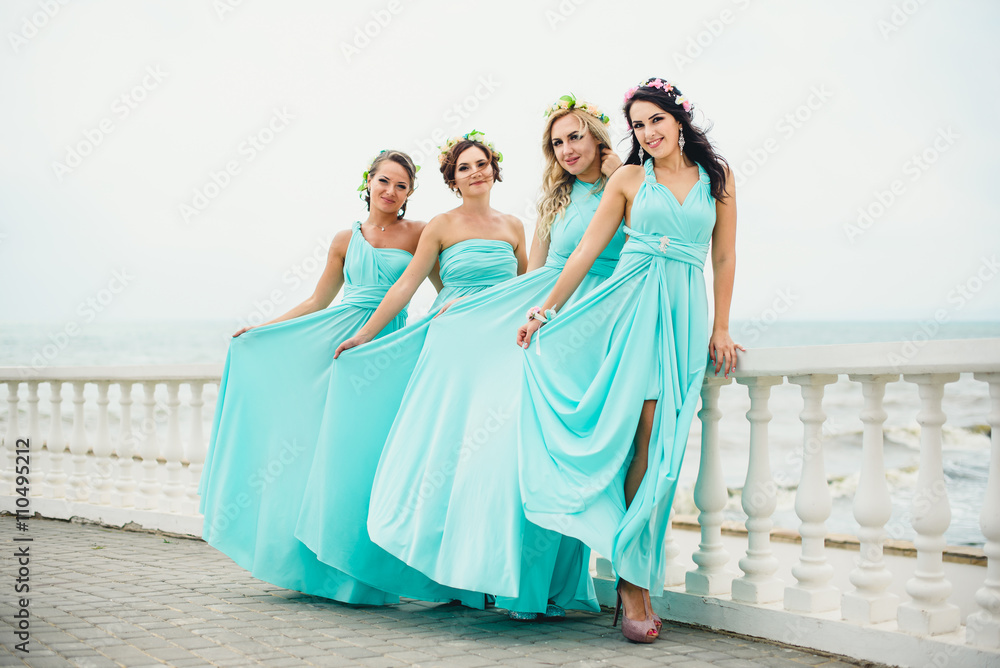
[709, 330, 745, 378]
[334, 333, 373, 359]
[517, 319, 544, 349]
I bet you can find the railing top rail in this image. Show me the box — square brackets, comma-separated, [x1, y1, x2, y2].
[727, 337, 1000, 378]
[0, 364, 224, 382]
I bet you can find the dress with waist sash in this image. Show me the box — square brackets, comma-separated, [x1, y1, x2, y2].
[365, 178, 626, 613]
[518, 160, 716, 595]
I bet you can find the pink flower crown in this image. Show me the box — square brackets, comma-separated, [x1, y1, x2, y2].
[623, 78, 692, 113]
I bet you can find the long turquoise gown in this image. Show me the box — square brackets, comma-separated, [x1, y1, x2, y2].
[517, 160, 716, 596]
[198, 221, 414, 604]
[365, 179, 626, 613]
[294, 238, 519, 604]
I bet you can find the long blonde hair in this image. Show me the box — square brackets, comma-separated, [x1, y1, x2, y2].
[536, 108, 613, 241]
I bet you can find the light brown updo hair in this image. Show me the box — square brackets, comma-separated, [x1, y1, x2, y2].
[362, 150, 418, 219]
[439, 140, 503, 197]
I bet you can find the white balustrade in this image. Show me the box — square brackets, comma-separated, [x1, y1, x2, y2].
[785, 374, 839, 612]
[162, 381, 186, 514]
[46, 380, 67, 499]
[136, 381, 161, 511]
[732, 375, 783, 604]
[1, 342, 1000, 667]
[185, 381, 206, 515]
[687, 374, 734, 595]
[114, 381, 137, 508]
[662, 506, 685, 587]
[91, 381, 114, 505]
[68, 381, 90, 501]
[968, 372, 1000, 649]
[3, 381, 20, 493]
[842, 373, 900, 623]
[897, 373, 961, 635]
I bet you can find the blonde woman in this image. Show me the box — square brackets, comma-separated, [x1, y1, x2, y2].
[363, 97, 626, 619]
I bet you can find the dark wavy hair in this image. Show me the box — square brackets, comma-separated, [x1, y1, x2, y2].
[622, 80, 730, 201]
[363, 150, 417, 219]
[439, 140, 502, 197]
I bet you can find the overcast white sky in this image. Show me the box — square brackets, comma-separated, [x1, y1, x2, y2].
[2, 0, 998, 326]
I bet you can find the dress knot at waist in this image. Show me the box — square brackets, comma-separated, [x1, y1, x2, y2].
[621, 226, 709, 270]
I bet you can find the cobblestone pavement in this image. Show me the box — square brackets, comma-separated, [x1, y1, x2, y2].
[1, 517, 879, 668]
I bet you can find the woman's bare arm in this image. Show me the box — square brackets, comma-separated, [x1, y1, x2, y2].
[233, 230, 349, 336]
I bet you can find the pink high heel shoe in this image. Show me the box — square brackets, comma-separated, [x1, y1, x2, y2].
[643, 589, 663, 632]
[613, 581, 658, 643]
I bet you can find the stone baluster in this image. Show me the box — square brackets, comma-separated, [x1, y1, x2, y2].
[162, 381, 185, 513]
[785, 374, 839, 612]
[662, 506, 685, 587]
[185, 380, 206, 514]
[26, 381, 41, 487]
[732, 376, 784, 604]
[135, 381, 162, 510]
[843, 374, 900, 623]
[967, 372, 1000, 649]
[897, 373, 960, 635]
[4, 381, 21, 494]
[67, 381, 90, 501]
[90, 381, 114, 505]
[113, 381, 137, 508]
[46, 380, 67, 499]
[687, 375, 734, 595]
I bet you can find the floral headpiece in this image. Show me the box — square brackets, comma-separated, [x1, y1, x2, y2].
[437, 129, 503, 166]
[543, 93, 610, 125]
[358, 150, 420, 200]
[623, 78, 692, 113]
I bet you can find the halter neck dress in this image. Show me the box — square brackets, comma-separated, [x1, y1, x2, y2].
[518, 160, 716, 595]
[365, 179, 626, 613]
[199, 221, 414, 604]
[294, 237, 520, 604]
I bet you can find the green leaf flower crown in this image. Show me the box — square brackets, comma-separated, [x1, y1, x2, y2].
[543, 93, 610, 125]
[437, 130, 503, 166]
[357, 150, 420, 201]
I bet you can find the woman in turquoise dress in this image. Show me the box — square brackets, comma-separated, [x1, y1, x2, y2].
[199, 150, 443, 604]
[516, 78, 742, 642]
[365, 98, 626, 620]
[294, 132, 526, 605]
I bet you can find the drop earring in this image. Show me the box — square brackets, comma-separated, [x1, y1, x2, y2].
[638, 147, 645, 163]
[678, 128, 685, 152]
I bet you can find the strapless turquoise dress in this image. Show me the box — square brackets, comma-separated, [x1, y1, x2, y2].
[366, 179, 625, 613]
[198, 222, 412, 604]
[294, 238, 518, 604]
[518, 160, 716, 595]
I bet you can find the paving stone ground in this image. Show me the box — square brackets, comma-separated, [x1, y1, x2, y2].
[1, 517, 881, 668]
